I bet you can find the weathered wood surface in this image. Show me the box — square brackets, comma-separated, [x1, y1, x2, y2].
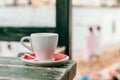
[0, 57, 76, 80]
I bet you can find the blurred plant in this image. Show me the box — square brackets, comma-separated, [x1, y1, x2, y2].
[117, 0, 120, 7]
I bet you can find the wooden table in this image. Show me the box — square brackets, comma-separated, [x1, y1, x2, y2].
[0, 57, 76, 80]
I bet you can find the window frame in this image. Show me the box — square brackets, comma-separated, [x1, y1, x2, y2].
[0, 0, 72, 58]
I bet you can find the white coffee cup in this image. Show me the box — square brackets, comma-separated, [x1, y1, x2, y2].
[20, 33, 58, 61]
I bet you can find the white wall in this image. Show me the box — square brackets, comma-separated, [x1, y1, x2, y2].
[72, 8, 120, 56]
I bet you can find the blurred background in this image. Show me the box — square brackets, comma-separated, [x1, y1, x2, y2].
[1, 0, 120, 79]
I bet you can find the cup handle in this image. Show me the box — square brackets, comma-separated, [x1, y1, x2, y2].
[20, 36, 33, 52]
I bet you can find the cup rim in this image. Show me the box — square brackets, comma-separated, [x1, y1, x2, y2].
[31, 33, 58, 37]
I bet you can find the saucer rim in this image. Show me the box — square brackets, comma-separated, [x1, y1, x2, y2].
[21, 53, 69, 64]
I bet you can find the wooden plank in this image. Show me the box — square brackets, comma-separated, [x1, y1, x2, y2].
[0, 57, 76, 80]
[0, 27, 55, 41]
[56, 0, 72, 58]
[0, 66, 66, 80]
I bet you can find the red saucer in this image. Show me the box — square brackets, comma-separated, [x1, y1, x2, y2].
[23, 53, 67, 61]
[21, 53, 69, 66]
